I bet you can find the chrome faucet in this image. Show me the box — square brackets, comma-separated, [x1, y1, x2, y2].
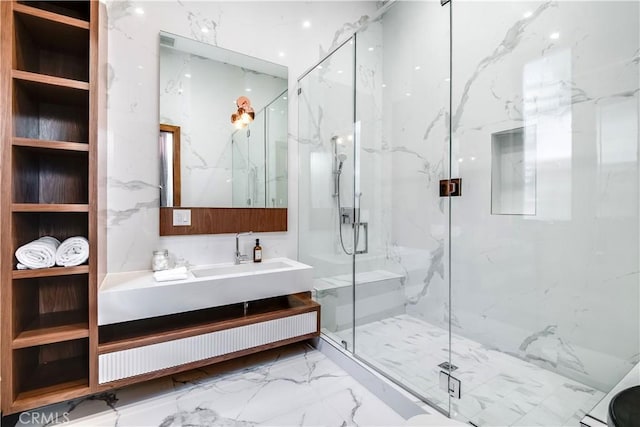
[234, 231, 253, 264]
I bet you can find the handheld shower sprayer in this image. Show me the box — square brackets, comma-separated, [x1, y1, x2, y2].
[332, 134, 347, 198]
[337, 153, 347, 174]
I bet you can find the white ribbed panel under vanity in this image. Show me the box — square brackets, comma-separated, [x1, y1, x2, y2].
[99, 312, 317, 384]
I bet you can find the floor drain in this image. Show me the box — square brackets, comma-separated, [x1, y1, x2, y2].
[438, 361, 458, 371]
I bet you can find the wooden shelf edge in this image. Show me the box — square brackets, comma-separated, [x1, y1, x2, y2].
[13, 3, 90, 29]
[12, 265, 89, 279]
[12, 203, 89, 212]
[98, 303, 320, 355]
[11, 381, 90, 414]
[13, 323, 89, 349]
[13, 137, 89, 152]
[12, 70, 89, 91]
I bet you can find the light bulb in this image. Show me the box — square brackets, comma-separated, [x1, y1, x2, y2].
[241, 113, 251, 124]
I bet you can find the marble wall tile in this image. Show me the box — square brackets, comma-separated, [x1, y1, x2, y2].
[105, 1, 377, 272]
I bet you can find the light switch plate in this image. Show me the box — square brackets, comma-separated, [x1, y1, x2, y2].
[173, 209, 191, 226]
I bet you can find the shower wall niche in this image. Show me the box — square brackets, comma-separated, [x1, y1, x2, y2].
[490, 127, 536, 215]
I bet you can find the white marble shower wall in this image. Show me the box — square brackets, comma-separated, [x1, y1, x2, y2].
[372, 0, 452, 331]
[389, 0, 638, 392]
[105, 0, 377, 272]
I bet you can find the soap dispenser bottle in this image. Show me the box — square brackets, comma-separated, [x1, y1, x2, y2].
[253, 239, 262, 263]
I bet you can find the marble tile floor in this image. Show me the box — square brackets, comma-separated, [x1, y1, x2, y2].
[331, 315, 606, 427]
[5, 343, 410, 427]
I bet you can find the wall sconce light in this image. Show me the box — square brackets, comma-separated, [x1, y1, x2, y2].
[231, 96, 255, 129]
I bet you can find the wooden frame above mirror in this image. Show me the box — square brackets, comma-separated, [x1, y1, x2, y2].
[159, 207, 287, 235]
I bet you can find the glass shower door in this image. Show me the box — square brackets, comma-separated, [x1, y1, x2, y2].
[352, 0, 454, 416]
[298, 38, 357, 349]
[448, 1, 639, 425]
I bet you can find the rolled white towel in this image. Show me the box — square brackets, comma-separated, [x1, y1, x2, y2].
[15, 236, 60, 269]
[153, 266, 189, 282]
[55, 236, 89, 267]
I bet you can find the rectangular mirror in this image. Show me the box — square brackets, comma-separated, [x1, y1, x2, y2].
[159, 31, 288, 209]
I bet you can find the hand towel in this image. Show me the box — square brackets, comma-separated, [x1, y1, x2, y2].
[15, 236, 60, 269]
[153, 266, 189, 282]
[55, 236, 89, 267]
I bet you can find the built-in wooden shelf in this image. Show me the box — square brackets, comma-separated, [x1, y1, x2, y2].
[13, 381, 91, 414]
[1, 0, 97, 415]
[13, 311, 89, 349]
[12, 70, 88, 91]
[12, 265, 89, 279]
[12, 203, 89, 212]
[14, 2, 90, 29]
[13, 137, 89, 152]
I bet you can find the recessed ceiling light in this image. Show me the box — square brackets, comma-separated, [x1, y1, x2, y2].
[445, 77, 451, 82]
[381, 83, 387, 88]
[415, 65, 421, 71]
[317, 65, 323, 69]
[550, 32, 560, 40]
[278, 51, 285, 57]
[458, 158, 464, 162]
[137, 65, 143, 69]
[302, 20, 311, 28]
[283, 96, 287, 100]
[337, 70, 343, 74]
[201, 27, 209, 33]
[405, 92, 411, 97]
[368, 47, 374, 52]
[523, 11, 533, 18]
[245, 88, 252, 92]
[134, 7, 144, 14]
[184, 73, 191, 78]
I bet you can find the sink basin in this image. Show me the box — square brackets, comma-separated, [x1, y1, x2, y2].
[98, 258, 313, 325]
[192, 261, 291, 277]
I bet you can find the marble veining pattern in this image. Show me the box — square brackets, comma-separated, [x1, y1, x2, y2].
[14, 345, 407, 427]
[105, 0, 377, 272]
[331, 315, 606, 427]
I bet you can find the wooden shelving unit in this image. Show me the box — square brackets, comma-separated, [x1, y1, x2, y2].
[1, 0, 101, 414]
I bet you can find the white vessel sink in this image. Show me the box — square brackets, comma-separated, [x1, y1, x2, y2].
[98, 258, 313, 325]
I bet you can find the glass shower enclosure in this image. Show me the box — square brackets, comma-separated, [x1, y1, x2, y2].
[298, 1, 639, 425]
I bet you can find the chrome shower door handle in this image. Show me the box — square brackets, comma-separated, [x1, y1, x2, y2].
[355, 222, 368, 255]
